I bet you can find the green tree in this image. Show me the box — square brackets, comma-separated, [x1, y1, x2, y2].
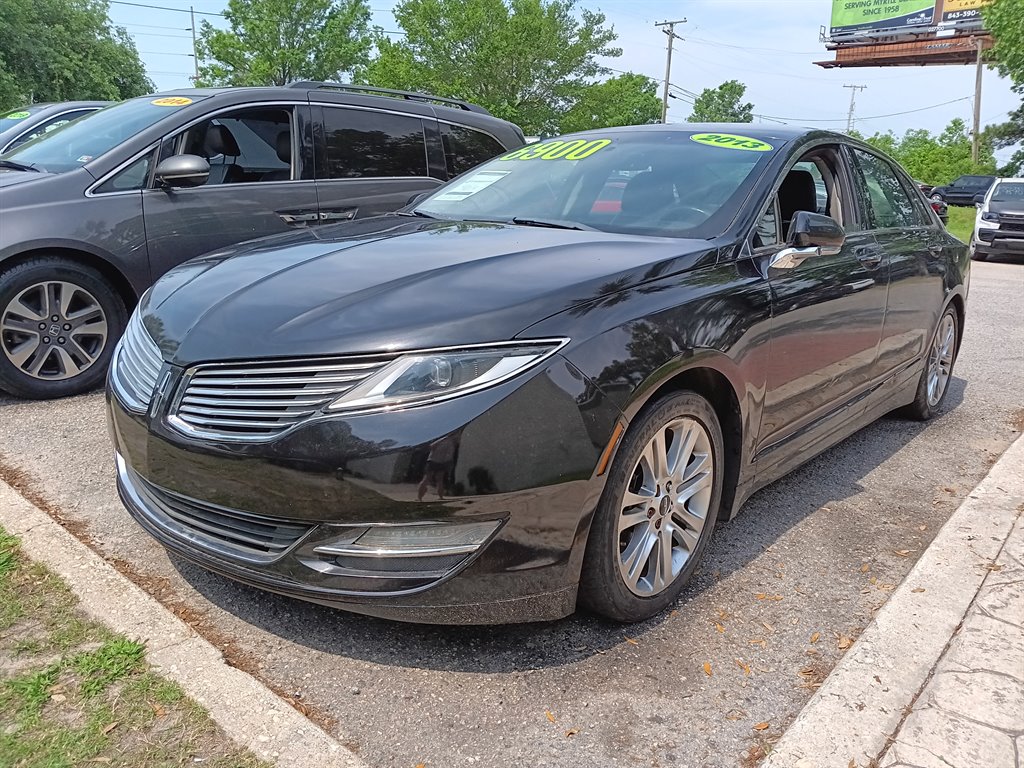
[0, 0, 152, 111]
[197, 0, 373, 87]
[365, 0, 621, 135]
[856, 119, 996, 184]
[558, 73, 661, 134]
[687, 80, 754, 123]
[983, 0, 1024, 175]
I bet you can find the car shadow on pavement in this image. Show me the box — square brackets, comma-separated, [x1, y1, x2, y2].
[172, 377, 966, 674]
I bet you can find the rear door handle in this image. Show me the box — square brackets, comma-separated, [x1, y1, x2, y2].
[278, 211, 319, 225]
[319, 208, 357, 222]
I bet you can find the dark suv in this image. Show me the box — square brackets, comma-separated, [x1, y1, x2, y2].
[0, 83, 524, 399]
[929, 174, 995, 207]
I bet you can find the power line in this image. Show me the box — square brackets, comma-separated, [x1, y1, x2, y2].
[109, 1, 223, 17]
[757, 96, 973, 124]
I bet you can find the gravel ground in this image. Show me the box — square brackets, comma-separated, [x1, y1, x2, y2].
[0, 259, 1021, 768]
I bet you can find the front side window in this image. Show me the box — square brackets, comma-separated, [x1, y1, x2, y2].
[321, 108, 427, 179]
[415, 131, 780, 239]
[753, 149, 848, 248]
[177, 107, 293, 185]
[440, 123, 506, 177]
[94, 154, 153, 193]
[851, 149, 917, 230]
[3, 97, 208, 174]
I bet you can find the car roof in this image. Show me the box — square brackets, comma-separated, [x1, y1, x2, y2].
[560, 122, 839, 143]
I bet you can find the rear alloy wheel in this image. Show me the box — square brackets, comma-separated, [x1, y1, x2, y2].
[900, 306, 959, 421]
[0, 258, 126, 399]
[930, 193, 944, 203]
[580, 391, 725, 622]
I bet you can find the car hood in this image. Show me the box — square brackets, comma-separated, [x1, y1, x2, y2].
[988, 201, 1024, 215]
[0, 169, 54, 188]
[142, 217, 714, 365]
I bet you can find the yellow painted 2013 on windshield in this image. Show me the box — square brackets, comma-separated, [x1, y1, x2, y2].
[690, 133, 773, 152]
[500, 138, 612, 161]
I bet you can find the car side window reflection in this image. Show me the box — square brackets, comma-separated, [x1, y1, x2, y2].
[852, 149, 916, 230]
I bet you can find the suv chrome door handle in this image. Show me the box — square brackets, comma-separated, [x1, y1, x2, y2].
[278, 211, 319, 225]
[319, 208, 357, 221]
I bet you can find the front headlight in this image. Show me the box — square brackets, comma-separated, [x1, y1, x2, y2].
[326, 339, 568, 414]
[980, 211, 1000, 222]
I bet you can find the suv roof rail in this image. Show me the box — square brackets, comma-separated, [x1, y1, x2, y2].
[286, 81, 491, 115]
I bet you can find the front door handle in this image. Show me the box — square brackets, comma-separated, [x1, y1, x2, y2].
[855, 246, 883, 267]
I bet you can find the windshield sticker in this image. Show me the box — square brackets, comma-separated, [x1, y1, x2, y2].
[500, 138, 612, 161]
[151, 96, 193, 107]
[434, 170, 510, 201]
[76, 155, 93, 163]
[690, 133, 774, 152]
[4, 111, 30, 120]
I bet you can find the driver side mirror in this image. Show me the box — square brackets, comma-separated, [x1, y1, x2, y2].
[973, 193, 985, 207]
[770, 211, 846, 270]
[154, 154, 210, 188]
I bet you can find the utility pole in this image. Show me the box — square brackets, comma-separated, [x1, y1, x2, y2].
[972, 37, 984, 164]
[843, 84, 867, 133]
[655, 19, 686, 124]
[190, 6, 200, 82]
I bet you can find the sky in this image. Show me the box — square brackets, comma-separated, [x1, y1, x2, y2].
[108, 0, 1020, 143]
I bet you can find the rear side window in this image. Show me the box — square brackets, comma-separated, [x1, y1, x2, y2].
[440, 123, 506, 177]
[851, 149, 918, 229]
[321, 107, 427, 179]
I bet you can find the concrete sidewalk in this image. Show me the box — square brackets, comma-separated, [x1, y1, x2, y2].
[764, 433, 1024, 768]
[878, 511, 1023, 767]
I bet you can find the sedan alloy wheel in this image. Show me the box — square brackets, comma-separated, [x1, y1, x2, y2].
[617, 416, 714, 597]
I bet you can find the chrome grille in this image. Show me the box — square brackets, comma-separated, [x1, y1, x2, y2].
[171, 355, 395, 440]
[111, 312, 163, 413]
[120, 457, 311, 562]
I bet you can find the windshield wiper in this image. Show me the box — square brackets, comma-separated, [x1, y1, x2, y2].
[392, 210, 439, 219]
[0, 159, 40, 173]
[510, 217, 596, 231]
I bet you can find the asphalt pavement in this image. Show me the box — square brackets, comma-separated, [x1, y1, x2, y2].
[0, 259, 1021, 768]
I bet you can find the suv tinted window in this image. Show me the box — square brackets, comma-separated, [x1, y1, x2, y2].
[440, 123, 506, 177]
[852, 149, 917, 229]
[321, 107, 427, 179]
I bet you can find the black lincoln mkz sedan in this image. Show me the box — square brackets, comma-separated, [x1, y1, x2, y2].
[108, 125, 968, 624]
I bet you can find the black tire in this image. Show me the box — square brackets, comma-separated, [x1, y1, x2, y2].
[579, 391, 725, 623]
[0, 257, 127, 399]
[899, 305, 959, 421]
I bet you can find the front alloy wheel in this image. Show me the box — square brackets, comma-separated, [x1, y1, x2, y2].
[580, 391, 725, 622]
[0, 256, 126, 399]
[1, 281, 108, 381]
[617, 416, 714, 597]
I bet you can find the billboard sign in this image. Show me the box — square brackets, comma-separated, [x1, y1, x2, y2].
[940, 0, 988, 24]
[830, 0, 936, 36]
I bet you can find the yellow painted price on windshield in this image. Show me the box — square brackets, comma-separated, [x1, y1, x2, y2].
[500, 138, 612, 161]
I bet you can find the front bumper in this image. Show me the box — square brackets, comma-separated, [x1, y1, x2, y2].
[974, 227, 1024, 256]
[108, 356, 621, 624]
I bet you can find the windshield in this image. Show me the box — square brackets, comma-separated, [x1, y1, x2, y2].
[2, 96, 206, 173]
[990, 182, 1024, 203]
[0, 105, 48, 134]
[414, 130, 780, 238]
